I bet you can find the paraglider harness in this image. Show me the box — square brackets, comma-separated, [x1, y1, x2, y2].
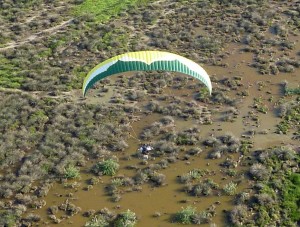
[139, 144, 153, 160]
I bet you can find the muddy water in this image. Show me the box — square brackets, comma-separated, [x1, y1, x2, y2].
[31, 114, 272, 225]
[30, 36, 300, 226]
[33, 114, 247, 227]
[116, 116, 248, 227]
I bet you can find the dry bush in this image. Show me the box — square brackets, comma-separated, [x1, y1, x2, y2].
[229, 205, 250, 226]
[152, 140, 179, 156]
[249, 163, 270, 181]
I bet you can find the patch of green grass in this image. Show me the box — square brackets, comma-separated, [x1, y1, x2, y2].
[282, 173, 300, 222]
[73, 0, 150, 23]
[0, 56, 23, 88]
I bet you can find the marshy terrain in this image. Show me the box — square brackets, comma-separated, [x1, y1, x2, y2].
[0, 0, 299, 226]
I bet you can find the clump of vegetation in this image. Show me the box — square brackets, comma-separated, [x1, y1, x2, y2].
[221, 107, 239, 122]
[249, 163, 270, 181]
[194, 87, 210, 102]
[74, 0, 151, 23]
[252, 97, 268, 114]
[187, 178, 220, 197]
[91, 158, 120, 176]
[149, 172, 166, 186]
[0, 56, 23, 88]
[282, 173, 300, 222]
[85, 207, 137, 226]
[151, 140, 180, 156]
[85, 214, 109, 227]
[64, 164, 80, 179]
[276, 99, 300, 136]
[179, 169, 210, 184]
[140, 121, 165, 140]
[106, 176, 135, 202]
[160, 115, 175, 125]
[228, 205, 250, 226]
[228, 146, 300, 226]
[159, 127, 201, 146]
[114, 209, 137, 227]
[173, 206, 196, 224]
[223, 181, 237, 196]
[0, 210, 18, 227]
[132, 167, 166, 187]
[0, 0, 299, 226]
[173, 206, 213, 225]
[204, 133, 241, 159]
[146, 99, 212, 122]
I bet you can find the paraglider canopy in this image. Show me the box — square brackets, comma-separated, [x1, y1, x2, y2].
[82, 51, 212, 96]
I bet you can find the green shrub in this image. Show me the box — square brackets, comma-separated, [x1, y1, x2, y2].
[92, 158, 119, 176]
[111, 178, 124, 187]
[85, 214, 109, 227]
[282, 173, 300, 222]
[223, 181, 237, 196]
[0, 210, 17, 227]
[64, 165, 80, 179]
[174, 206, 196, 224]
[285, 87, 300, 96]
[188, 169, 206, 180]
[226, 169, 237, 177]
[114, 209, 137, 227]
[176, 134, 190, 145]
[195, 87, 210, 102]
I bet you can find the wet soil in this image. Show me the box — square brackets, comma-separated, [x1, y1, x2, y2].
[30, 41, 299, 226]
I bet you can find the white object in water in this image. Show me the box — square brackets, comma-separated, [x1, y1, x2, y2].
[142, 154, 149, 160]
[146, 146, 153, 151]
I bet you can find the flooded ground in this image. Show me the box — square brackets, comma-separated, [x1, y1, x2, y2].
[33, 119, 246, 226]
[30, 39, 299, 226]
[1, 0, 299, 226]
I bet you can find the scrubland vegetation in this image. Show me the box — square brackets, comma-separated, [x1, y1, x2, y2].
[0, 0, 299, 226]
[84, 208, 137, 227]
[228, 146, 300, 226]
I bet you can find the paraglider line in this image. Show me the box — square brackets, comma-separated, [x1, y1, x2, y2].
[128, 121, 140, 142]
